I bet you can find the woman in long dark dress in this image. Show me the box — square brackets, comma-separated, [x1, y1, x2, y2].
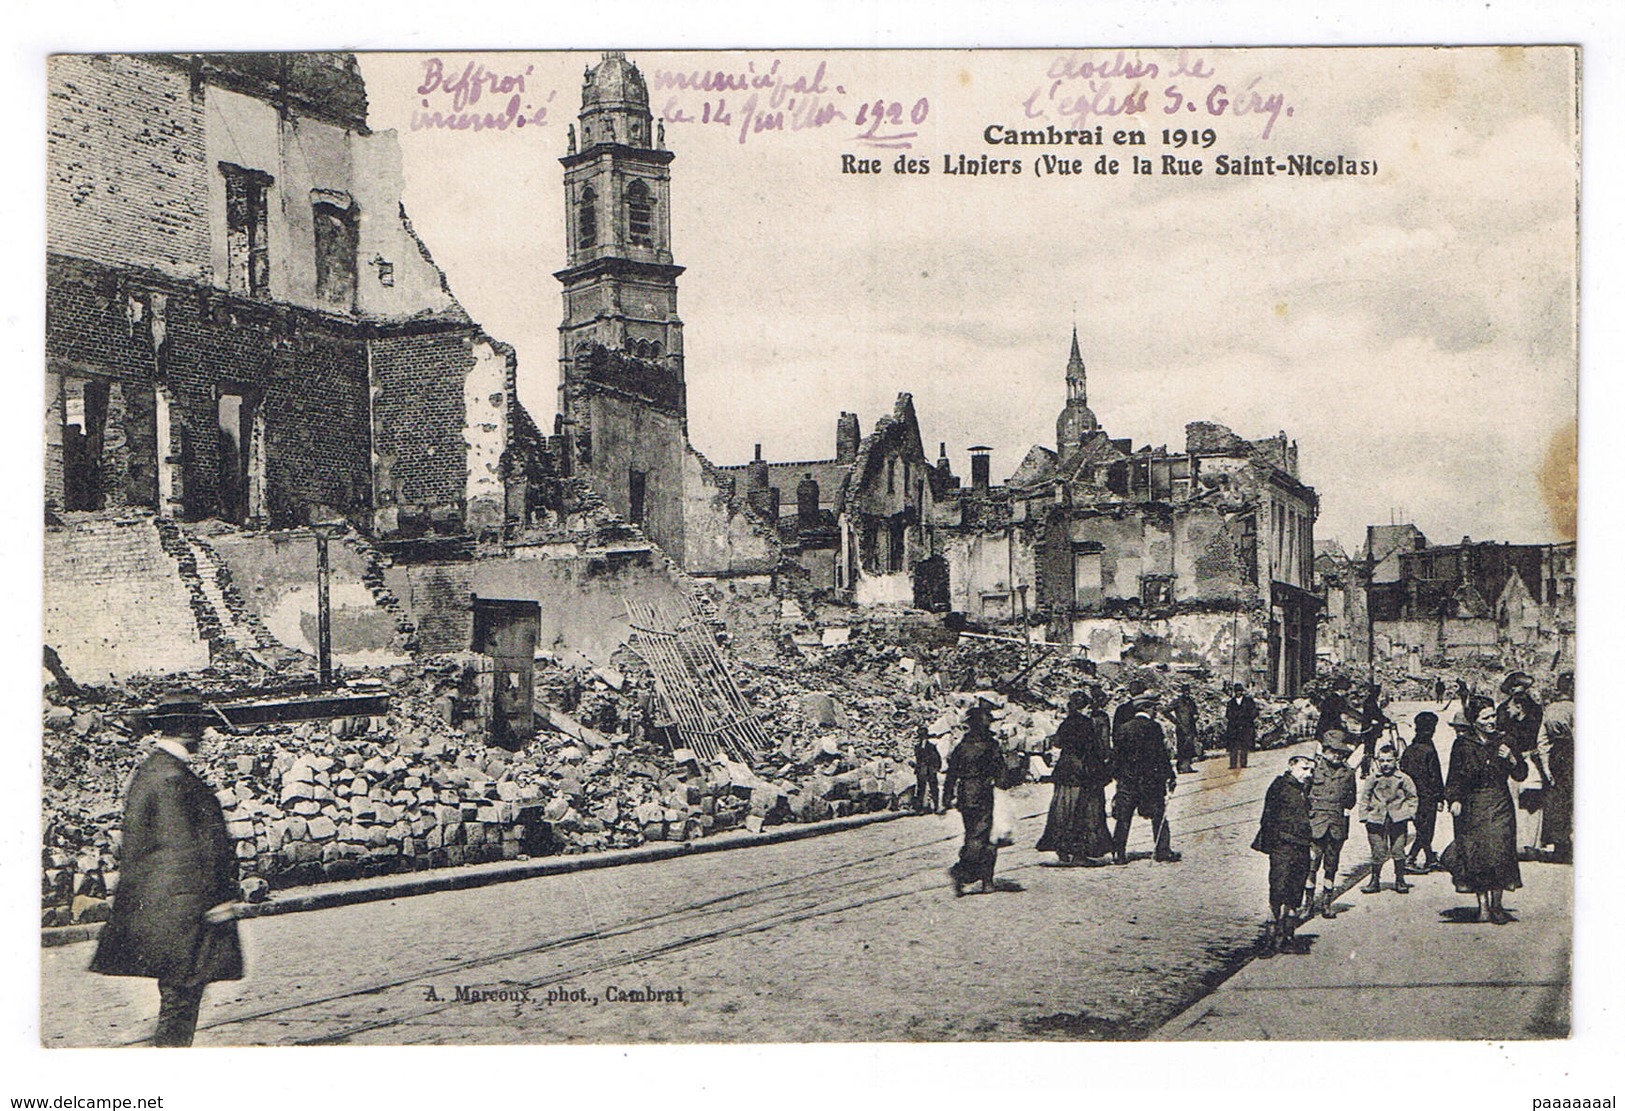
[1443, 696, 1529, 924]
[1037, 690, 1115, 863]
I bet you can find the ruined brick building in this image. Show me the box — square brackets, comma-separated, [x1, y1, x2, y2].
[940, 330, 1322, 696]
[43, 52, 714, 694]
[1316, 525, 1576, 672]
[46, 53, 541, 544]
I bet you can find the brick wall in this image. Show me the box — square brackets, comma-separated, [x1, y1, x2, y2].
[370, 331, 476, 533]
[47, 55, 210, 281]
[47, 255, 374, 527]
[43, 515, 210, 681]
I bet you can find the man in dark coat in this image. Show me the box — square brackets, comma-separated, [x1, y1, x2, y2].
[1401, 711, 1447, 872]
[1254, 753, 1315, 957]
[1111, 689, 1181, 863]
[912, 727, 943, 813]
[1223, 683, 1259, 769]
[90, 694, 243, 1046]
[1168, 686, 1199, 774]
[945, 701, 1004, 896]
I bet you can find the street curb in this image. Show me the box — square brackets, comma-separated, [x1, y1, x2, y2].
[1145, 861, 1375, 1041]
[41, 808, 912, 949]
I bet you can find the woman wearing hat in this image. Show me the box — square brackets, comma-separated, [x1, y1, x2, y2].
[1442, 696, 1529, 924]
[945, 700, 1005, 896]
[1036, 689, 1114, 864]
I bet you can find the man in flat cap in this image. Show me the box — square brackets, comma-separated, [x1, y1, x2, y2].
[90, 693, 243, 1046]
[1110, 684, 1180, 864]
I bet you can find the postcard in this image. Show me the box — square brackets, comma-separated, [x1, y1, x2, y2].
[39, 46, 1577, 1049]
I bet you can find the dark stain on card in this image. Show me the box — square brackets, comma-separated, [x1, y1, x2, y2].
[1538, 418, 1577, 541]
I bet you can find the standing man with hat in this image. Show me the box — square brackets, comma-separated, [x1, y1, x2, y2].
[1110, 683, 1181, 864]
[1223, 682, 1259, 770]
[90, 692, 243, 1046]
[1303, 729, 1358, 918]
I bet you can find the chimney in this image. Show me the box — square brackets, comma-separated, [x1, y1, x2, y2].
[836, 412, 861, 465]
[796, 473, 820, 528]
[969, 446, 991, 493]
[747, 443, 769, 489]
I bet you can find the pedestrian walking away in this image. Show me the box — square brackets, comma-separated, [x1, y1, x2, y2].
[1111, 683, 1181, 864]
[1169, 685, 1200, 774]
[1036, 689, 1114, 864]
[1354, 683, 1393, 775]
[88, 692, 244, 1047]
[1401, 711, 1446, 873]
[1223, 683, 1259, 770]
[1440, 698, 1529, 924]
[912, 726, 943, 813]
[1304, 729, 1358, 918]
[1314, 679, 1348, 741]
[1253, 753, 1316, 957]
[1358, 745, 1418, 894]
[945, 699, 1004, 896]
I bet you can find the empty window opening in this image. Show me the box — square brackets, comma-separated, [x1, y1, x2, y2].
[313, 199, 359, 310]
[628, 468, 647, 525]
[61, 377, 110, 511]
[217, 391, 265, 524]
[222, 163, 272, 297]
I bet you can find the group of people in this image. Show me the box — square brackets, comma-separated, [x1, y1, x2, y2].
[927, 678, 1196, 897]
[1254, 669, 1575, 956]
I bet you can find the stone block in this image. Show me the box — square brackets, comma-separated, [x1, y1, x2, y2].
[307, 816, 338, 840]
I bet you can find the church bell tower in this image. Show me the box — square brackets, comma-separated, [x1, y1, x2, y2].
[556, 52, 686, 433]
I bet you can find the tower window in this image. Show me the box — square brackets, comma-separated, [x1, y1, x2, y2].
[579, 186, 597, 247]
[627, 180, 653, 247]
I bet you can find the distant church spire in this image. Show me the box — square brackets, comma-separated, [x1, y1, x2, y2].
[1056, 326, 1099, 455]
[1066, 325, 1087, 406]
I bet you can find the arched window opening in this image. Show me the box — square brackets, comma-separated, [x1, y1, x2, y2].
[627, 180, 653, 247]
[579, 186, 597, 247]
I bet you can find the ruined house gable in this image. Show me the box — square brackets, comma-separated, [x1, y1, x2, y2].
[1008, 445, 1058, 488]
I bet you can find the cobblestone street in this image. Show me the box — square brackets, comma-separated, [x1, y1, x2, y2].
[41, 707, 1570, 1045]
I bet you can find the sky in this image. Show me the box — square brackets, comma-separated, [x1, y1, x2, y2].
[357, 47, 1578, 551]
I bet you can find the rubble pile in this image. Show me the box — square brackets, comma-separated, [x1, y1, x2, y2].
[43, 601, 1319, 928]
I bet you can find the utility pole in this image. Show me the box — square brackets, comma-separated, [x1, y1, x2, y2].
[315, 530, 333, 687]
[311, 519, 347, 688]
